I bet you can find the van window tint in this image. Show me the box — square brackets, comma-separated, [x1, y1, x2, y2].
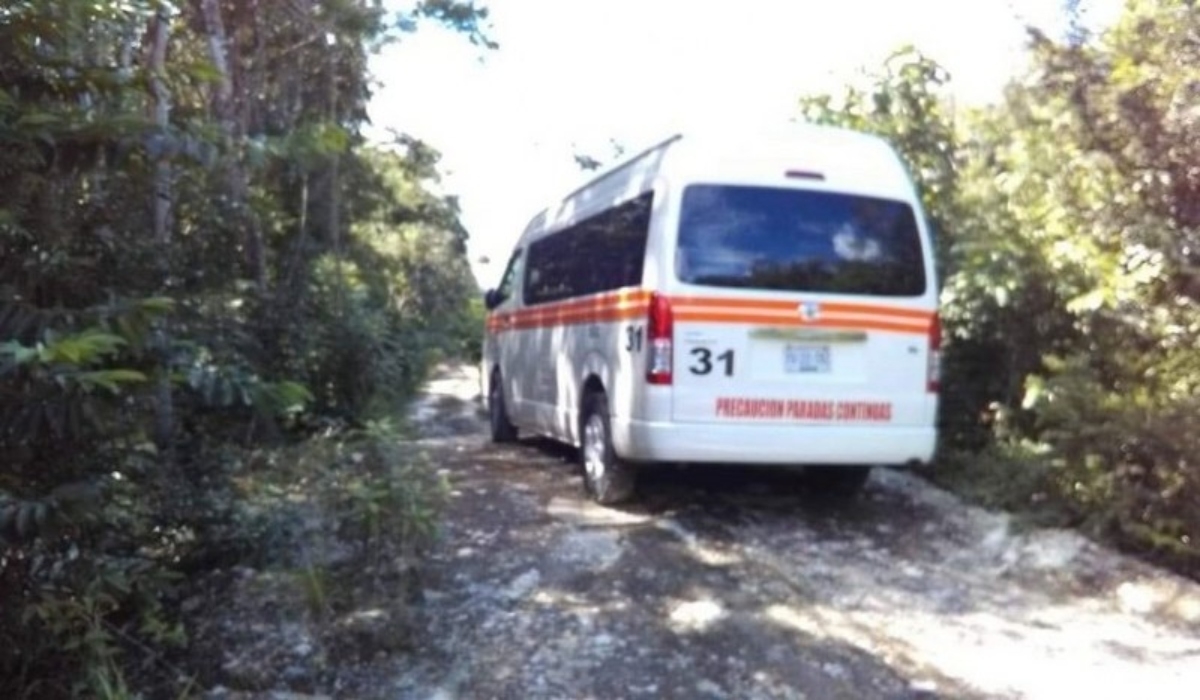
[494, 248, 522, 305]
[675, 185, 926, 296]
[524, 192, 653, 305]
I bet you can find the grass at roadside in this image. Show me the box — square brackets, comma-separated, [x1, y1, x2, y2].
[920, 442, 1200, 582]
[181, 417, 450, 694]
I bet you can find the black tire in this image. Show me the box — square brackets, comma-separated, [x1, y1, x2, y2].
[488, 372, 517, 443]
[805, 465, 872, 498]
[579, 391, 637, 505]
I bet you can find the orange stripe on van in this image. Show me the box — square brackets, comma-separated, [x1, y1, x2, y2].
[485, 288, 934, 335]
[670, 295, 934, 321]
[521, 288, 651, 317]
[486, 287, 651, 333]
[672, 310, 929, 334]
[508, 305, 647, 330]
[669, 295, 932, 334]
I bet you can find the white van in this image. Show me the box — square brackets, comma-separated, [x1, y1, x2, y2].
[481, 123, 940, 504]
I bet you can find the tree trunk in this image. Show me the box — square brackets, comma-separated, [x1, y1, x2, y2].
[148, 7, 176, 458]
[150, 14, 172, 249]
[326, 36, 343, 310]
[200, 0, 267, 290]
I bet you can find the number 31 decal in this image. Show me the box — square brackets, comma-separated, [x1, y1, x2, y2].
[690, 347, 734, 376]
[625, 325, 644, 352]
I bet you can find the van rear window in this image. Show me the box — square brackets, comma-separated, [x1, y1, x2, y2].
[675, 185, 927, 296]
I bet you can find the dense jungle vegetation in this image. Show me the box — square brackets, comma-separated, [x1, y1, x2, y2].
[2, 0, 1198, 696]
[1, 0, 487, 696]
[801, 0, 1200, 576]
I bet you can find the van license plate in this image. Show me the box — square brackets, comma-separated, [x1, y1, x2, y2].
[784, 344, 831, 374]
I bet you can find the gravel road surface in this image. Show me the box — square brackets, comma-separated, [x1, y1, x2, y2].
[383, 363, 1200, 700]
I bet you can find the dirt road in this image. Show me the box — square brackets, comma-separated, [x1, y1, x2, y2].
[387, 363, 1200, 700]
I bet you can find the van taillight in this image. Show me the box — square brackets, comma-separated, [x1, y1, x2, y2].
[646, 292, 674, 385]
[927, 313, 942, 393]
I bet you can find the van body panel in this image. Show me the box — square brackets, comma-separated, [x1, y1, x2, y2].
[482, 123, 939, 467]
[617, 418, 936, 465]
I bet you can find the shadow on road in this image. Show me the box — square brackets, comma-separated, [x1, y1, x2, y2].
[513, 435, 941, 542]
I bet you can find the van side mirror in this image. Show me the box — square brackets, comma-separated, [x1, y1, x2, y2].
[483, 288, 502, 310]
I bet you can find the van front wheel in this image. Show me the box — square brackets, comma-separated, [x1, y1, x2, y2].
[580, 392, 636, 505]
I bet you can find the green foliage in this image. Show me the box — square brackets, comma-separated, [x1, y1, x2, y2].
[800, 45, 959, 268]
[404, 0, 498, 49]
[452, 296, 487, 363]
[296, 563, 334, 620]
[198, 417, 448, 635]
[272, 143, 480, 420]
[929, 442, 1062, 525]
[802, 1, 1200, 575]
[184, 361, 313, 417]
[332, 419, 448, 557]
[1, 0, 489, 696]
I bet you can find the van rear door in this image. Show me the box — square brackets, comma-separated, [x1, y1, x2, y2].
[668, 183, 936, 429]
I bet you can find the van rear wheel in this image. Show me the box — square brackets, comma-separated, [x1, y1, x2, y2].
[805, 465, 871, 498]
[488, 372, 517, 443]
[580, 391, 636, 505]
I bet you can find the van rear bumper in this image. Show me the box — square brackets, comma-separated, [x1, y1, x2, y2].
[614, 419, 936, 466]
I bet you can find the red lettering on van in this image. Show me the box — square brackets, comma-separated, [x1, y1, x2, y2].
[715, 397, 893, 422]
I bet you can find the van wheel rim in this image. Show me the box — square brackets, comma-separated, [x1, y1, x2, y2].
[583, 413, 606, 485]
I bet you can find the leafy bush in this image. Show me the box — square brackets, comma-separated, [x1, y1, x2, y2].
[1023, 352, 1200, 567]
[331, 419, 449, 559]
[0, 0, 489, 695]
[802, 4, 1200, 578]
[0, 317, 163, 697]
[279, 255, 430, 419]
[449, 296, 487, 364]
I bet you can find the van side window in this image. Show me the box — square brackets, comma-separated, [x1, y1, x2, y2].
[495, 249, 523, 305]
[524, 192, 653, 305]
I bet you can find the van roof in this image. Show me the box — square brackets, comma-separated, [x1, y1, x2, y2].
[521, 122, 910, 239]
